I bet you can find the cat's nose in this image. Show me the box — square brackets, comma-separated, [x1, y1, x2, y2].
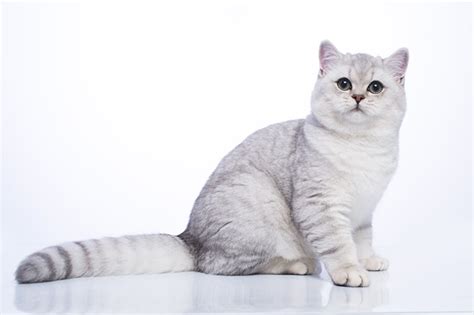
[352, 94, 365, 104]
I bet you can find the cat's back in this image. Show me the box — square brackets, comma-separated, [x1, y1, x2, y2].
[241, 119, 305, 151]
[194, 119, 304, 209]
[218, 119, 305, 172]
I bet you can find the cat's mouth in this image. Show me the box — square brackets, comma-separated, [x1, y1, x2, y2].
[349, 104, 365, 113]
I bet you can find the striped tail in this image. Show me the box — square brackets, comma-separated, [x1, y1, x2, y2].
[15, 234, 195, 284]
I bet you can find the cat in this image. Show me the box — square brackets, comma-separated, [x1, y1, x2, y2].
[15, 41, 408, 287]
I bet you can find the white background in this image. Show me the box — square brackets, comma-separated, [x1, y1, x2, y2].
[1, 1, 472, 313]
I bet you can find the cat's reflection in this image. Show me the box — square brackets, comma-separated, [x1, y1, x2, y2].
[15, 272, 389, 313]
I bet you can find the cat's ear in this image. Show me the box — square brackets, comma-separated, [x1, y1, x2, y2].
[319, 40, 341, 76]
[384, 48, 409, 84]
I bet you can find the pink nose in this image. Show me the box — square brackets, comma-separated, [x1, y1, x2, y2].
[352, 94, 365, 104]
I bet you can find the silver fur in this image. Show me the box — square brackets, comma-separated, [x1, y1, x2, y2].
[15, 41, 408, 287]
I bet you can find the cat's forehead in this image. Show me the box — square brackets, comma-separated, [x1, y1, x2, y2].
[347, 53, 381, 70]
[338, 53, 384, 82]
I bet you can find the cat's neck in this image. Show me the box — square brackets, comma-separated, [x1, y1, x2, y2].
[304, 114, 400, 146]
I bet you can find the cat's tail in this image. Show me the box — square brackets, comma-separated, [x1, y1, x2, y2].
[15, 234, 195, 283]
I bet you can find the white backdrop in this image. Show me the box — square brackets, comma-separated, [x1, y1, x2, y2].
[2, 0, 472, 288]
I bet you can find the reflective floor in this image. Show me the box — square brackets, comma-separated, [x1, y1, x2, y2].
[3, 250, 472, 314]
[10, 271, 387, 313]
[2, 217, 472, 314]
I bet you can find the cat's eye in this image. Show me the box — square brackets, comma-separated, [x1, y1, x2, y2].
[336, 78, 352, 91]
[367, 80, 384, 94]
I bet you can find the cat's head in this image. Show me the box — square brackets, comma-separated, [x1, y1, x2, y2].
[311, 41, 409, 136]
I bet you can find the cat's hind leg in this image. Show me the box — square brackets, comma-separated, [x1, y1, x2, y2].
[189, 168, 316, 276]
[195, 228, 317, 276]
[259, 257, 317, 275]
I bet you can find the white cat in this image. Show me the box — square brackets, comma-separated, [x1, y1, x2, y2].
[16, 41, 408, 287]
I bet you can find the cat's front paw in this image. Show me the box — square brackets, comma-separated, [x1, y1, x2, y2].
[360, 255, 389, 271]
[329, 265, 369, 287]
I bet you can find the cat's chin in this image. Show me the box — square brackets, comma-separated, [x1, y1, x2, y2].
[343, 109, 370, 124]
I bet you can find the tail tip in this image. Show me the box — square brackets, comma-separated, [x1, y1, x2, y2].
[15, 262, 40, 284]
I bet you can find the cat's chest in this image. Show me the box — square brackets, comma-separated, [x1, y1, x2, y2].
[344, 155, 396, 227]
[329, 145, 397, 226]
[347, 169, 391, 224]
